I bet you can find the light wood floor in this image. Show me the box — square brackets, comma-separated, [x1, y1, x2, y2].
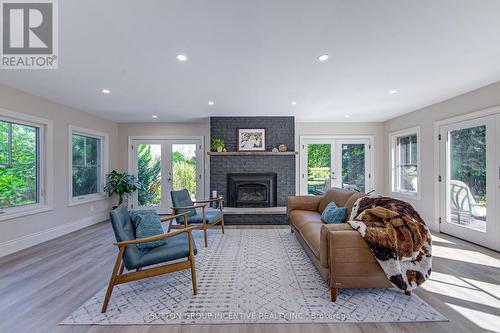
[1, 222, 499, 333]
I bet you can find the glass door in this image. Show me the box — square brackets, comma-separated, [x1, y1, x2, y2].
[335, 139, 371, 193]
[133, 140, 166, 211]
[130, 139, 203, 213]
[439, 116, 498, 249]
[302, 140, 334, 195]
[299, 137, 373, 195]
[168, 141, 203, 208]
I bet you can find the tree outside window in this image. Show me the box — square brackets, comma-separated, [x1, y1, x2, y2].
[72, 134, 101, 197]
[0, 120, 39, 209]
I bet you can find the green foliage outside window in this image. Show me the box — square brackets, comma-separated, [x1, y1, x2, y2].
[0, 121, 38, 209]
[137, 144, 197, 206]
[172, 152, 196, 196]
[307, 144, 331, 194]
[342, 144, 365, 192]
[137, 144, 162, 206]
[72, 134, 101, 197]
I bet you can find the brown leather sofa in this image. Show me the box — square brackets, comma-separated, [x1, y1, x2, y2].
[286, 188, 392, 301]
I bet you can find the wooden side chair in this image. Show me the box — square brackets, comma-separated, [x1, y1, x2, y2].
[102, 204, 197, 313]
[170, 189, 224, 247]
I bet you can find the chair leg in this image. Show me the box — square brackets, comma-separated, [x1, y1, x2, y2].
[189, 235, 198, 295]
[221, 216, 225, 234]
[101, 246, 125, 313]
[203, 224, 208, 248]
[331, 287, 337, 302]
[405, 290, 412, 296]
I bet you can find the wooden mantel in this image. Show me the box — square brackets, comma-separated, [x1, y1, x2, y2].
[207, 151, 298, 156]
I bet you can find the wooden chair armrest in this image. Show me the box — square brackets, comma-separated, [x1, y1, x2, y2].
[159, 212, 189, 222]
[193, 198, 223, 204]
[113, 226, 197, 247]
[171, 204, 208, 210]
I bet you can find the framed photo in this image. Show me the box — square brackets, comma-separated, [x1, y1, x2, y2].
[237, 128, 266, 151]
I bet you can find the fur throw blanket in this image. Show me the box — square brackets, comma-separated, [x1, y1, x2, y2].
[349, 196, 432, 292]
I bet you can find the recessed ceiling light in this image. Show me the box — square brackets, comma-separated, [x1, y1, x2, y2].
[291, 101, 297, 106]
[345, 115, 350, 118]
[208, 100, 215, 106]
[101, 89, 111, 94]
[176, 54, 187, 62]
[389, 90, 398, 94]
[152, 115, 158, 119]
[318, 54, 329, 62]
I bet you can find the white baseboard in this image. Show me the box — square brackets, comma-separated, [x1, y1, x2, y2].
[0, 211, 109, 258]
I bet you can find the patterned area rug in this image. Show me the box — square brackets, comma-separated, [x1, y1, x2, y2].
[62, 228, 447, 325]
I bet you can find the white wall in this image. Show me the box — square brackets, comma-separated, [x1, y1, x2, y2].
[117, 122, 211, 198]
[384, 81, 500, 231]
[0, 84, 119, 256]
[295, 122, 386, 194]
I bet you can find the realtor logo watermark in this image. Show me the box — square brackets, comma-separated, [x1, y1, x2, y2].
[1, 0, 58, 69]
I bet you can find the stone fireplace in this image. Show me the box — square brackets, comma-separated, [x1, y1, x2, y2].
[227, 173, 277, 207]
[209, 116, 295, 224]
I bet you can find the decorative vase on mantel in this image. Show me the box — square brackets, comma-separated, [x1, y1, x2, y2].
[216, 146, 223, 152]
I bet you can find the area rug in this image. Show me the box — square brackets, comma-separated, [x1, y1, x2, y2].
[61, 228, 447, 325]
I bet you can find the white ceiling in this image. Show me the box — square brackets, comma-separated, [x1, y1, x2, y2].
[1, 0, 500, 123]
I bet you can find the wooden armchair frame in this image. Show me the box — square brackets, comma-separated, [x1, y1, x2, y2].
[102, 212, 197, 313]
[170, 197, 224, 247]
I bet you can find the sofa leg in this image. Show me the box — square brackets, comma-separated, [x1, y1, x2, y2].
[331, 287, 337, 302]
[291, 228, 294, 234]
[405, 290, 412, 296]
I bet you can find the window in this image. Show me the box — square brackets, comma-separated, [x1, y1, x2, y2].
[69, 126, 108, 205]
[0, 120, 39, 209]
[390, 127, 421, 199]
[0, 109, 53, 220]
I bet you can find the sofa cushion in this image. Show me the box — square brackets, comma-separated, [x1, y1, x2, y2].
[321, 202, 347, 224]
[297, 221, 323, 258]
[126, 232, 197, 270]
[187, 209, 223, 224]
[318, 188, 357, 213]
[130, 210, 167, 249]
[289, 210, 322, 229]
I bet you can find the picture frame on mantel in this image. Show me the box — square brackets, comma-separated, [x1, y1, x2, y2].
[237, 128, 266, 151]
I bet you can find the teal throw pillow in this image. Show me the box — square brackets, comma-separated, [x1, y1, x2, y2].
[129, 210, 167, 249]
[321, 202, 347, 224]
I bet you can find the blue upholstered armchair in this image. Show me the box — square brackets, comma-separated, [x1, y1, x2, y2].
[103, 204, 197, 313]
[170, 189, 224, 247]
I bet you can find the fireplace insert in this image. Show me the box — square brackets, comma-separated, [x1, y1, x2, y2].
[227, 173, 277, 207]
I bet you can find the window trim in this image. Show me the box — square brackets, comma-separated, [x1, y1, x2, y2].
[68, 125, 109, 206]
[0, 108, 54, 221]
[389, 126, 421, 200]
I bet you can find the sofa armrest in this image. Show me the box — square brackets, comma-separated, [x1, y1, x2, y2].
[328, 229, 376, 270]
[286, 195, 322, 215]
[319, 223, 354, 268]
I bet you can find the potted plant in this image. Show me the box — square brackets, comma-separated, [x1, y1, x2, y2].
[211, 137, 225, 152]
[104, 170, 144, 207]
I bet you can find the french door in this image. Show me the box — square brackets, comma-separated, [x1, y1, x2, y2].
[299, 137, 373, 195]
[438, 114, 500, 250]
[129, 138, 203, 213]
